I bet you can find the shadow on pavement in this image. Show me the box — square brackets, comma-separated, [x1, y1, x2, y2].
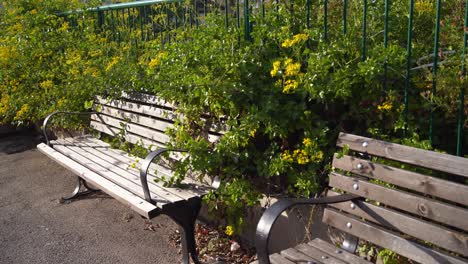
[0, 127, 42, 155]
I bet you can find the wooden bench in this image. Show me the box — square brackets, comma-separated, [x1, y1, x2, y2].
[37, 92, 222, 264]
[254, 132, 468, 264]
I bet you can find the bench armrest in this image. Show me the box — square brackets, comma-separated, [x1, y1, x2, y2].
[140, 149, 223, 204]
[42, 111, 98, 146]
[139, 149, 188, 203]
[255, 193, 359, 264]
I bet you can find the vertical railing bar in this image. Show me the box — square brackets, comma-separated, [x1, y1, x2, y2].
[225, 0, 229, 29]
[203, 0, 207, 17]
[404, 0, 415, 137]
[430, 0, 442, 146]
[262, 0, 265, 19]
[149, 5, 156, 40]
[362, 0, 367, 61]
[244, 0, 250, 41]
[194, 0, 198, 27]
[275, 0, 279, 20]
[457, 0, 468, 156]
[144, 6, 149, 42]
[139, 7, 144, 41]
[117, 9, 121, 44]
[167, 6, 171, 43]
[237, 0, 241, 29]
[161, 6, 164, 46]
[343, 0, 347, 35]
[175, 2, 179, 29]
[111, 10, 116, 42]
[383, 0, 389, 91]
[324, 0, 328, 41]
[121, 8, 126, 42]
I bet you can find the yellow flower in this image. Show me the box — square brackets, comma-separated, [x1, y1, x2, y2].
[415, 0, 433, 14]
[377, 101, 393, 112]
[281, 33, 309, 48]
[281, 151, 294, 163]
[281, 39, 293, 48]
[285, 62, 301, 77]
[249, 129, 256, 138]
[225, 225, 234, 236]
[270, 61, 281, 77]
[106, 56, 121, 72]
[148, 52, 167, 69]
[283, 79, 298, 94]
[59, 22, 69, 32]
[303, 138, 312, 147]
[40, 80, 53, 90]
[14, 104, 29, 121]
[0, 94, 11, 116]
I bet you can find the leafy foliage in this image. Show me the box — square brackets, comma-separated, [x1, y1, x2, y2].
[1, 0, 466, 232]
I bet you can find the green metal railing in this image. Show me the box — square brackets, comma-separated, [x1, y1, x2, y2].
[62, 0, 467, 156]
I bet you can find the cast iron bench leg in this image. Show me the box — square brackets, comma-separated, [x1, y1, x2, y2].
[163, 197, 202, 264]
[60, 176, 100, 203]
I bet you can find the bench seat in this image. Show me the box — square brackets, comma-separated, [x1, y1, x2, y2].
[38, 136, 212, 219]
[254, 133, 468, 264]
[251, 238, 372, 264]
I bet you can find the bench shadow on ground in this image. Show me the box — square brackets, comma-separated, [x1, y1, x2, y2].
[0, 128, 43, 155]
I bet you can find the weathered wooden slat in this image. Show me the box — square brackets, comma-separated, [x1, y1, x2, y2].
[51, 143, 176, 207]
[119, 92, 176, 109]
[118, 93, 228, 133]
[327, 191, 468, 255]
[97, 97, 226, 136]
[336, 132, 468, 177]
[91, 114, 171, 143]
[96, 96, 177, 120]
[269, 253, 296, 264]
[329, 172, 468, 231]
[59, 137, 209, 200]
[90, 121, 166, 150]
[323, 208, 468, 264]
[92, 113, 220, 144]
[56, 138, 194, 204]
[98, 105, 174, 133]
[79, 136, 213, 188]
[294, 243, 346, 264]
[280, 248, 323, 264]
[307, 238, 372, 264]
[37, 143, 159, 219]
[332, 154, 468, 206]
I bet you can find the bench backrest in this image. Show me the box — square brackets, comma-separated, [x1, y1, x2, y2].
[324, 133, 468, 264]
[90, 93, 224, 150]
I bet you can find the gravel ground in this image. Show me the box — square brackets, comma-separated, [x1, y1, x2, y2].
[0, 130, 180, 264]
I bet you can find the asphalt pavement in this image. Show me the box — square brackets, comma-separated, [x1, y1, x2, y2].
[0, 130, 180, 264]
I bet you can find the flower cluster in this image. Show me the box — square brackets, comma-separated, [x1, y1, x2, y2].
[377, 101, 393, 112]
[280, 138, 324, 165]
[225, 225, 234, 236]
[281, 33, 309, 48]
[270, 58, 303, 94]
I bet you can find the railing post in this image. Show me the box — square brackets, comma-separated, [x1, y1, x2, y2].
[404, 0, 415, 137]
[430, 0, 442, 146]
[457, 0, 468, 156]
[383, 0, 389, 91]
[244, 0, 250, 41]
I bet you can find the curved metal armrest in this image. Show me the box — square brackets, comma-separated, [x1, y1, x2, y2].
[42, 111, 97, 146]
[139, 148, 188, 203]
[255, 193, 360, 264]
